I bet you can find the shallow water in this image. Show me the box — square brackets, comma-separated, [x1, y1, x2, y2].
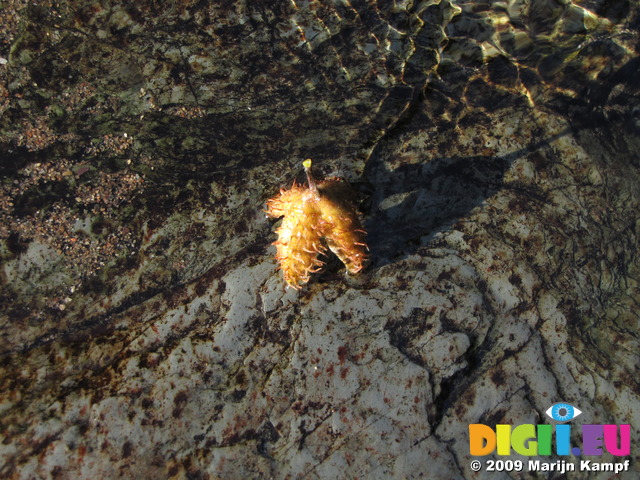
[1, 1, 639, 479]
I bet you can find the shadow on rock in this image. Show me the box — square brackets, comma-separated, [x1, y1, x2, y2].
[363, 128, 572, 268]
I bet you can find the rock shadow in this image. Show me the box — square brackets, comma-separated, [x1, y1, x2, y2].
[362, 129, 572, 268]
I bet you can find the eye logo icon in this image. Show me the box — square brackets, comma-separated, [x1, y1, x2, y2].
[545, 403, 582, 422]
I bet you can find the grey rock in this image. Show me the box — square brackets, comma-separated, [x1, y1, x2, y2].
[1, 1, 638, 478]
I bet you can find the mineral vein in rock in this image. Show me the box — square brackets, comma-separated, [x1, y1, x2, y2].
[266, 159, 368, 289]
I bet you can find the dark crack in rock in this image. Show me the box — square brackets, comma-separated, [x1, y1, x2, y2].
[1, 1, 639, 479]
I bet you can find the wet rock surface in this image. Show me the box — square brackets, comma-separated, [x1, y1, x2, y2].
[1, 1, 639, 478]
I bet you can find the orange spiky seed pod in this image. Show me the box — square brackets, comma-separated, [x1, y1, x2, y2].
[266, 159, 368, 289]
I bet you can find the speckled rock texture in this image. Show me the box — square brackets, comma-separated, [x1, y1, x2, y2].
[1, 1, 639, 479]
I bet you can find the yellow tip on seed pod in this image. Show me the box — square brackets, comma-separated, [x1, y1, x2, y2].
[265, 160, 369, 289]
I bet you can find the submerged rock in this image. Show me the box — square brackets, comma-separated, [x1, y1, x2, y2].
[1, 1, 639, 478]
